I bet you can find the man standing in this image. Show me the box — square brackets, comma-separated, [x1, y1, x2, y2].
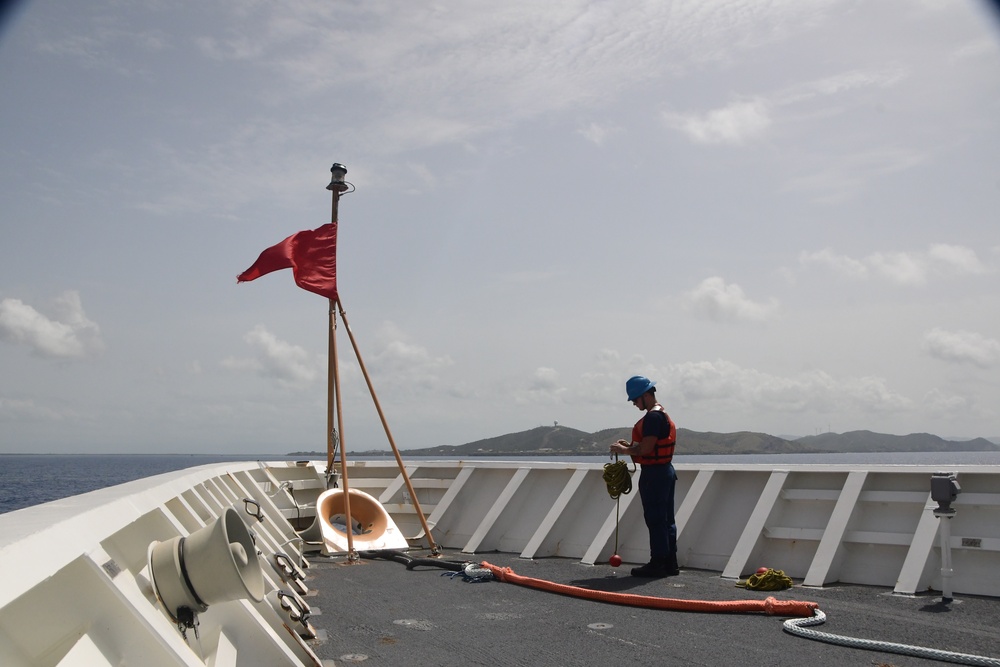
[609, 375, 679, 577]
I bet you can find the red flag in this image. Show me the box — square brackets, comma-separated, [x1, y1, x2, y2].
[237, 222, 338, 300]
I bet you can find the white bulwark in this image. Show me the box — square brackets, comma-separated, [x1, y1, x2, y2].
[0, 458, 997, 666]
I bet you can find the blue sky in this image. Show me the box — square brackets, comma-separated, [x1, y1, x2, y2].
[1, 1, 999, 454]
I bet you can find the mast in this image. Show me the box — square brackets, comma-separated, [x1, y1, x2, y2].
[324, 163, 439, 559]
[325, 164, 356, 560]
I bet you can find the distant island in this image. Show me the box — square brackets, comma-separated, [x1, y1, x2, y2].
[290, 425, 1000, 458]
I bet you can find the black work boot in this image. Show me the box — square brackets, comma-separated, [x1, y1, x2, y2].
[630, 559, 679, 578]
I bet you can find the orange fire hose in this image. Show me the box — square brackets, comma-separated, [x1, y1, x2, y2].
[480, 562, 819, 618]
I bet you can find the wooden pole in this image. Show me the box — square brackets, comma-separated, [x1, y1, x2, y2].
[335, 298, 439, 554]
[329, 298, 357, 560]
[326, 299, 336, 477]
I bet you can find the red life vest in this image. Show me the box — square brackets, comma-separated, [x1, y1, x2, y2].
[630, 406, 676, 465]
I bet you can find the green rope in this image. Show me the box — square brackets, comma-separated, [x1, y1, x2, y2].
[603, 456, 635, 555]
[737, 568, 794, 591]
[603, 458, 633, 499]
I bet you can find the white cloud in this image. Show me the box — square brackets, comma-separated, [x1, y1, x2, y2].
[531, 367, 561, 390]
[0, 397, 68, 422]
[803, 67, 906, 98]
[577, 122, 619, 146]
[685, 277, 778, 322]
[664, 63, 904, 149]
[799, 248, 869, 279]
[926, 244, 991, 275]
[184, 1, 846, 156]
[369, 322, 455, 392]
[922, 388, 973, 415]
[497, 354, 918, 424]
[0, 292, 104, 359]
[922, 328, 1000, 368]
[672, 359, 747, 402]
[951, 37, 1000, 61]
[663, 98, 771, 145]
[513, 366, 568, 406]
[221, 325, 318, 387]
[799, 244, 993, 285]
[866, 250, 929, 286]
[667, 359, 912, 414]
[848, 375, 914, 412]
[405, 162, 438, 191]
[193, 2, 687, 152]
[781, 148, 927, 203]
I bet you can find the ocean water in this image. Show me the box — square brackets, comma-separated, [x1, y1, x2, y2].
[0, 454, 285, 515]
[2, 451, 999, 515]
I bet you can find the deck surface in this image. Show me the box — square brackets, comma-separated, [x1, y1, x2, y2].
[304, 549, 1000, 667]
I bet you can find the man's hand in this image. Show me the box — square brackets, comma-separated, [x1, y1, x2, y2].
[609, 439, 631, 454]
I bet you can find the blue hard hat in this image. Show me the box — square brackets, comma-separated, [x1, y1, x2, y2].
[625, 375, 656, 401]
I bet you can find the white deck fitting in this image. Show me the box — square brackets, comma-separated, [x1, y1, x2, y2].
[309, 488, 408, 553]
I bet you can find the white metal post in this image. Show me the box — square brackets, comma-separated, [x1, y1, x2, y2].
[938, 513, 954, 602]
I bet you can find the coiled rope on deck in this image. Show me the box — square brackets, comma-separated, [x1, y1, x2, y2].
[737, 568, 793, 591]
[784, 610, 1000, 667]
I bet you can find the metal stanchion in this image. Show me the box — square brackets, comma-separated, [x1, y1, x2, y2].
[930, 471, 961, 603]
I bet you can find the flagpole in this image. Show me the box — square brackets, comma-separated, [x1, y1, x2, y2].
[326, 164, 348, 477]
[327, 164, 357, 562]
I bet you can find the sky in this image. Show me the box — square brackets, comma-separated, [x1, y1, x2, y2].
[1, 1, 999, 455]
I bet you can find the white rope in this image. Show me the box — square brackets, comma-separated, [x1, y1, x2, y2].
[461, 563, 494, 582]
[441, 563, 494, 583]
[784, 610, 1000, 667]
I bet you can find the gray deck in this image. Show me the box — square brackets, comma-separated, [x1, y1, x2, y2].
[301, 549, 1000, 667]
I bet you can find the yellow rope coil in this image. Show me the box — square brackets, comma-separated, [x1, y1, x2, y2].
[603, 459, 634, 499]
[737, 568, 794, 591]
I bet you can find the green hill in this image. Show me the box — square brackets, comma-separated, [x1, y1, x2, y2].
[795, 430, 998, 453]
[401, 425, 618, 457]
[301, 425, 999, 458]
[391, 425, 999, 457]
